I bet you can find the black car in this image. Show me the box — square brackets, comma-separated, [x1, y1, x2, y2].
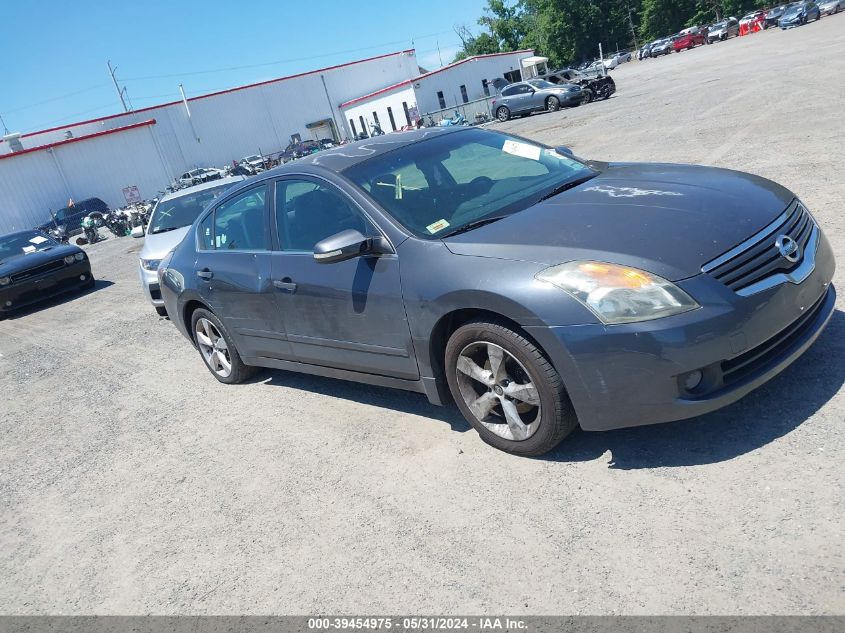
[765, 4, 791, 27]
[0, 230, 93, 317]
[36, 197, 109, 237]
[158, 127, 834, 456]
[541, 68, 616, 102]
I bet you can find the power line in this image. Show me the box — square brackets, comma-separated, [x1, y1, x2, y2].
[122, 31, 453, 82]
[3, 84, 109, 115]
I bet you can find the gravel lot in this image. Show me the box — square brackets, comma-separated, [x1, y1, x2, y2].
[2, 18, 843, 615]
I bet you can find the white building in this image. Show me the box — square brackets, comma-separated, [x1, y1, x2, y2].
[0, 48, 535, 232]
[340, 50, 534, 135]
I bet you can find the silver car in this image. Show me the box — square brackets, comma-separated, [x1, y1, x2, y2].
[136, 177, 245, 315]
[819, 0, 844, 14]
[707, 17, 740, 41]
[492, 80, 585, 122]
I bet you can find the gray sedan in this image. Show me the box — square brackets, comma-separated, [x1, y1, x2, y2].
[492, 80, 585, 122]
[159, 128, 835, 456]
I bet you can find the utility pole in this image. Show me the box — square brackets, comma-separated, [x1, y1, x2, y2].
[0, 113, 10, 135]
[107, 60, 131, 113]
[627, 2, 639, 50]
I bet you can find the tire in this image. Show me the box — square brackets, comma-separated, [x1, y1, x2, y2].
[191, 308, 256, 384]
[583, 89, 594, 103]
[444, 320, 578, 456]
[496, 106, 510, 122]
[155, 306, 168, 317]
[82, 275, 95, 290]
[546, 96, 560, 112]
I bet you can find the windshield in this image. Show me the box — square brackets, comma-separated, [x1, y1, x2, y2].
[0, 231, 57, 262]
[149, 184, 231, 234]
[783, 5, 801, 14]
[712, 20, 727, 28]
[344, 129, 597, 239]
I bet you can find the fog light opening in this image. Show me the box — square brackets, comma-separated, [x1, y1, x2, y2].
[80, 275, 86, 281]
[682, 369, 704, 392]
[5, 301, 11, 307]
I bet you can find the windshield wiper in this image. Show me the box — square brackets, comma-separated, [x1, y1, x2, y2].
[151, 226, 180, 235]
[535, 173, 598, 203]
[440, 216, 507, 238]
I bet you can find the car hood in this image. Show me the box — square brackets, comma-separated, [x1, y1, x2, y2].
[0, 243, 82, 275]
[443, 163, 795, 281]
[139, 226, 191, 260]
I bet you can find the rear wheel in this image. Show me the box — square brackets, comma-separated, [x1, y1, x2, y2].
[191, 308, 256, 384]
[496, 106, 511, 122]
[546, 96, 560, 112]
[583, 89, 594, 103]
[445, 320, 578, 456]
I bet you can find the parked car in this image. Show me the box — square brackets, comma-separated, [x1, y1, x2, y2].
[650, 38, 674, 56]
[638, 42, 656, 59]
[0, 229, 93, 317]
[673, 26, 707, 51]
[36, 197, 109, 237]
[541, 69, 616, 102]
[765, 4, 791, 27]
[493, 80, 585, 121]
[241, 154, 266, 171]
[157, 127, 836, 457]
[707, 17, 740, 41]
[178, 168, 225, 187]
[740, 10, 768, 33]
[818, 0, 843, 15]
[780, 1, 821, 26]
[135, 176, 245, 316]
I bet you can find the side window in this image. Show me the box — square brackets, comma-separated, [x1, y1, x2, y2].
[199, 212, 214, 250]
[206, 185, 268, 250]
[275, 180, 374, 252]
[501, 86, 517, 97]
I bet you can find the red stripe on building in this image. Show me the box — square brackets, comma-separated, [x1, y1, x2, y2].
[0, 119, 157, 161]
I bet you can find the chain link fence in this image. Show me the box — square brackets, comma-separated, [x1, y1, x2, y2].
[419, 95, 499, 126]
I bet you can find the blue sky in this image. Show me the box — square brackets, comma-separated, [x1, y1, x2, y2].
[1, 0, 490, 134]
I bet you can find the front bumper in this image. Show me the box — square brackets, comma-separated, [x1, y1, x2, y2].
[780, 18, 802, 27]
[526, 231, 836, 431]
[0, 260, 92, 314]
[138, 264, 163, 307]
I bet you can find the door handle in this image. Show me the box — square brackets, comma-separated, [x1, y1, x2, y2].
[273, 278, 297, 293]
[197, 269, 214, 280]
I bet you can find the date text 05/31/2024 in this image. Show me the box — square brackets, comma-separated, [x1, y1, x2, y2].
[307, 617, 527, 630]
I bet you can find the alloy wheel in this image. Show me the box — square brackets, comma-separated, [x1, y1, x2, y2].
[455, 342, 541, 441]
[195, 317, 233, 378]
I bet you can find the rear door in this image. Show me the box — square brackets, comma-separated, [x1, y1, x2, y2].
[194, 182, 294, 361]
[268, 176, 418, 379]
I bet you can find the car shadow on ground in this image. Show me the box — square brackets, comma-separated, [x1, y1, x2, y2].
[4, 279, 114, 320]
[253, 310, 844, 469]
[543, 308, 845, 469]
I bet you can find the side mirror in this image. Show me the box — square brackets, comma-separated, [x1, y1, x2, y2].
[131, 225, 144, 238]
[313, 229, 390, 264]
[555, 146, 575, 157]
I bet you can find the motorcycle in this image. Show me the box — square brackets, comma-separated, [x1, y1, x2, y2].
[78, 214, 101, 245]
[369, 121, 385, 136]
[438, 111, 468, 127]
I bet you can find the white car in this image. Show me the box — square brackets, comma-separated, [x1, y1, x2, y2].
[134, 177, 245, 315]
[602, 57, 619, 70]
[177, 167, 226, 188]
[241, 154, 266, 171]
[819, 0, 844, 14]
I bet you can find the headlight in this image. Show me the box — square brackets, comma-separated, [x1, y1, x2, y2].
[74, 252, 85, 261]
[140, 258, 161, 271]
[0, 276, 9, 286]
[536, 261, 700, 325]
[63, 255, 76, 264]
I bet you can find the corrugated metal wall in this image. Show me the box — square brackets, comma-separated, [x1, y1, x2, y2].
[0, 51, 419, 232]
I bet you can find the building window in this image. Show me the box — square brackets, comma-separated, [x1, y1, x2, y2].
[359, 115, 367, 135]
[402, 102, 411, 125]
[504, 70, 521, 84]
[387, 107, 397, 131]
[349, 119, 357, 136]
[482, 79, 490, 97]
[437, 91, 446, 109]
[460, 85, 468, 103]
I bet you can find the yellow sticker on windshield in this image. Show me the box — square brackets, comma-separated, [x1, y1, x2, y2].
[502, 139, 541, 161]
[426, 219, 450, 234]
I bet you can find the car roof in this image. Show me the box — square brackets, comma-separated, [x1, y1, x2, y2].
[160, 176, 246, 202]
[262, 127, 467, 174]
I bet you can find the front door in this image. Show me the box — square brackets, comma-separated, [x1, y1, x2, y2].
[194, 183, 293, 361]
[269, 177, 418, 380]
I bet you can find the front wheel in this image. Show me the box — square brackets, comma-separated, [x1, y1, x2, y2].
[582, 89, 594, 103]
[191, 308, 256, 384]
[496, 106, 511, 122]
[546, 96, 560, 112]
[445, 320, 578, 456]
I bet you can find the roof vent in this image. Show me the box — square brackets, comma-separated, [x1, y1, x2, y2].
[3, 133, 24, 152]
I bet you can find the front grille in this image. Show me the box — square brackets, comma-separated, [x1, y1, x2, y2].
[10, 259, 65, 284]
[703, 200, 815, 295]
[721, 288, 828, 386]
